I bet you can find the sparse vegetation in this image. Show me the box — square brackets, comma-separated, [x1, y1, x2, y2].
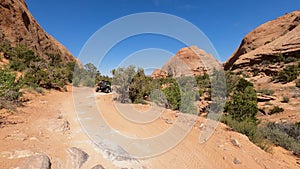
[281, 96, 289, 103]
[257, 89, 275, 96]
[274, 65, 299, 83]
[260, 122, 300, 156]
[269, 105, 284, 115]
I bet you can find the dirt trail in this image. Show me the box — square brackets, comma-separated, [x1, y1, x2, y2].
[0, 87, 299, 169]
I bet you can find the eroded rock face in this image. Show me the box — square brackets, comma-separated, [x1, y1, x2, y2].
[0, 0, 76, 62]
[224, 10, 300, 71]
[152, 46, 221, 78]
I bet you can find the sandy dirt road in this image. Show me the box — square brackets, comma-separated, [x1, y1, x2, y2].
[0, 87, 299, 168]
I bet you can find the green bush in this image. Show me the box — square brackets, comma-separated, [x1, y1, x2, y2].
[269, 106, 284, 115]
[9, 44, 41, 71]
[275, 65, 299, 83]
[224, 78, 258, 123]
[129, 68, 154, 104]
[281, 96, 289, 103]
[0, 68, 22, 109]
[163, 82, 181, 110]
[0, 68, 22, 101]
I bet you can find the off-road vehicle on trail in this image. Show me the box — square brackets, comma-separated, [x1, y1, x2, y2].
[96, 80, 112, 93]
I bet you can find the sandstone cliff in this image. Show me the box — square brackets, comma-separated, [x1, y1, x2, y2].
[224, 10, 300, 71]
[152, 46, 221, 78]
[0, 0, 75, 62]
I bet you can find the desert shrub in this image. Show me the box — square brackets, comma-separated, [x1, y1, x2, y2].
[72, 77, 80, 87]
[0, 68, 22, 109]
[162, 81, 181, 110]
[257, 89, 275, 96]
[65, 62, 76, 82]
[275, 65, 299, 83]
[72, 63, 110, 87]
[221, 115, 258, 143]
[269, 106, 284, 115]
[284, 57, 298, 64]
[129, 68, 154, 103]
[281, 96, 289, 103]
[9, 44, 41, 71]
[81, 77, 95, 87]
[224, 78, 258, 123]
[112, 66, 136, 103]
[0, 68, 22, 101]
[273, 53, 285, 63]
[261, 122, 300, 156]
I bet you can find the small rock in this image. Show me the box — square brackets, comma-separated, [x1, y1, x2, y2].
[231, 138, 241, 148]
[20, 154, 51, 169]
[47, 119, 70, 133]
[67, 147, 89, 169]
[91, 164, 105, 169]
[223, 156, 226, 160]
[165, 119, 173, 124]
[233, 157, 242, 164]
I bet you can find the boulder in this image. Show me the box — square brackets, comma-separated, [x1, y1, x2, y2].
[67, 147, 89, 169]
[19, 154, 51, 169]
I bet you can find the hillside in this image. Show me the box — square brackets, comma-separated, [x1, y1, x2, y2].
[224, 10, 300, 71]
[152, 46, 221, 78]
[0, 0, 76, 62]
[223, 10, 300, 123]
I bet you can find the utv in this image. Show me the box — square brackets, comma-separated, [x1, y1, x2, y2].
[96, 80, 112, 93]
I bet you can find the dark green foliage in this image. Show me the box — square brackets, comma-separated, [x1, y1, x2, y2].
[269, 106, 284, 115]
[65, 62, 76, 82]
[9, 44, 41, 71]
[225, 86, 258, 122]
[0, 68, 22, 101]
[275, 65, 299, 83]
[0, 68, 22, 109]
[224, 78, 258, 123]
[162, 82, 181, 110]
[129, 68, 153, 103]
[22, 54, 69, 89]
[160, 76, 198, 114]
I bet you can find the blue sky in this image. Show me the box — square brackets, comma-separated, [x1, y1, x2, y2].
[26, 0, 300, 75]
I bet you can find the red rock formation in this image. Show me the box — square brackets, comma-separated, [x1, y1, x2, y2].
[152, 46, 221, 78]
[225, 10, 300, 71]
[0, 0, 76, 62]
